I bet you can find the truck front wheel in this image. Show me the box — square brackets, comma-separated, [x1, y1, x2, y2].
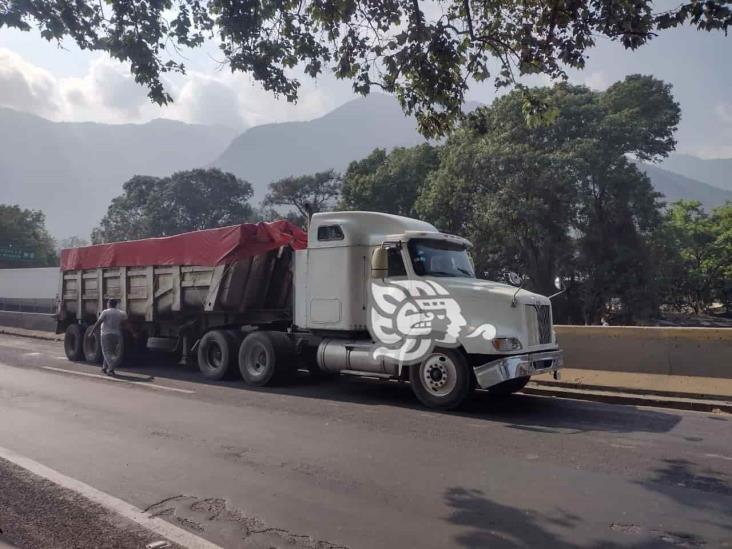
[238, 331, 295, 386]
[409, 349, 474, 410]
[64, 324, 85, 361]
[197, 330, 236, 380]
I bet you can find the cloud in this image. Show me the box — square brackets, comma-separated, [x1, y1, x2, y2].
[582, 71, 610, 91]
[0, 48, 353, 129]
[716, 102, 732, 124]
[59, 57, 153, 121]
[0, 49, 153, 122]
[172, 74, 246, 129]
[0, 49, 61, 116]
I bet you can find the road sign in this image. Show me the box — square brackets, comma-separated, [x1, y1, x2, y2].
[0, 246, 36, 262]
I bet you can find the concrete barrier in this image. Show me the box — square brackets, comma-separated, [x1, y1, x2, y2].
[0, 311, 56, 332]
[528, 326, 732, 399]
[555, 326, 732, 379]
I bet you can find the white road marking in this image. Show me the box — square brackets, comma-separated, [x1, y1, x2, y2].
[704, 453, 732, 462]
[42, 366, 195, 394]
[24, 352, 42, 357]
[0, 445, 221, 549]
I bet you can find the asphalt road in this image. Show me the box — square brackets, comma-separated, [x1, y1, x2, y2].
[0, 333, 731, 549]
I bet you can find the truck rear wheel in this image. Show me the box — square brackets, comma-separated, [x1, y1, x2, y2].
[83, 325, 103, 364]
[487, 376, 530, 397]
[64, 324, 85, 361]
[238, 331, 295, 386]
[409, 348, 474, 410]
[197, 330, 236, 380]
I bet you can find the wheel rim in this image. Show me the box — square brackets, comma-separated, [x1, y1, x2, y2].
[420, 353, 458, 397]
[245, 342, 269, 378]
[207, 342, 224, 369]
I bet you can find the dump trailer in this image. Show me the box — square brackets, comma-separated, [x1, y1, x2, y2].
[58, 212, 563, 410]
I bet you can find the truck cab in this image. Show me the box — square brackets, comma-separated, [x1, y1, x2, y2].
[293, 211, 563, 409]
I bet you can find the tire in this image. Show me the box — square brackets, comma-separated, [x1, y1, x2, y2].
[409, 348, 474, 410]
[487, 376, 531, 397]
[83, 325, 103, 364]
[64, 324, 85, 361]
[197, 330, 236, 380]
[238, 331, 296, 387]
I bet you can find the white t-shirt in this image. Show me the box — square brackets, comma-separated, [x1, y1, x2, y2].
[98, 308, 128, 335]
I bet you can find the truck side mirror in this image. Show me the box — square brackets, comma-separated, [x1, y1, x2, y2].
[371, 247, 388, 278]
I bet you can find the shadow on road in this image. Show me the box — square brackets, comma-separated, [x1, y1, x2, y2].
[444, 486, 714, 548]
[638, 458, 732, 518]
[444, 486, 580, 547]
[113, 351, 683, 436]
[108, 372, 155, 383]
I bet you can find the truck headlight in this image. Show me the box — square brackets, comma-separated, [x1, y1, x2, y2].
[492, 337, 522, 352]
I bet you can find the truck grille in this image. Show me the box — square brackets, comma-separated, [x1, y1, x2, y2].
[526, 304, 552, 346]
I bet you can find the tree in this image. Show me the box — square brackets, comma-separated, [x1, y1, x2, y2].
[417, 75, 680, 324]
[340, 145, 440, 217]
[657, 201, 732, 314]
[263, 170, 341, 225]
[3, 0, 728, 137]
[416, 123, 577, 299]
[92, 169, 254, 243]
[0, 205, 57, 267]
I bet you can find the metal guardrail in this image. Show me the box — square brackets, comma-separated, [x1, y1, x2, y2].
[0, 297, 56, 314]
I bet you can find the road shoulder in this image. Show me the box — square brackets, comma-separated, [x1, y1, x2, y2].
[0, 448, 218, 549]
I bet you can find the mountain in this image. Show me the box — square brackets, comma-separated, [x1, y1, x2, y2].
[212, 94, 428, 200]
[639, 163, 732, 211]
[661, 154, 732, 192]
[0, 107, 237, 238]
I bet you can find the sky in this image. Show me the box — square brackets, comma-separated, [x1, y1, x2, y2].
[0, 20, 730, 158]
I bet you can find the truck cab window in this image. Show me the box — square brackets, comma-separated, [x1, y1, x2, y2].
[317, 225, 344, 241]
[387, 247, 407, 277]
[408, 238, 475, 278]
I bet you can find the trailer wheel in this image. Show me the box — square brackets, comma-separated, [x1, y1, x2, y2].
[64, 324, 85, 361]
[83, 325, 103, 364]
[197, 330, 236, 380]
[409, 348, 474, 410]
[487, 376, 531, 397]
[238, 331, 296, 386]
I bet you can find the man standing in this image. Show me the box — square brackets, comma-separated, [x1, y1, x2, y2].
[89, 299, 128, 375]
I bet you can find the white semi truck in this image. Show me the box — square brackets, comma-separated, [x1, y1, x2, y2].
[58, 211, 562, 409]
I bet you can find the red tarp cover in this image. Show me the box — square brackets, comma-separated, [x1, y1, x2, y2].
[60, 221, 308, 271]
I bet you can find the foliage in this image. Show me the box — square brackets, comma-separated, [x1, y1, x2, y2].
[0, 205, 57, 267]
[263, 170, 341, 226]
[339, 145, 440, 217]
[417, 75, 680, 323]
[91, 169, 254, 243]
[2, 0, 729, 137]
[656, 201, 732, 313]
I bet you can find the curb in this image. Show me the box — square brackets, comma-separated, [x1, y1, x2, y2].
[0, 327, 62, 342]
[531, 379, 732, 402]
[524, 384, 732, 414]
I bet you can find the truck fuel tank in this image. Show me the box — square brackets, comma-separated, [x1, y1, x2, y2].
[317, 339, 398, 376]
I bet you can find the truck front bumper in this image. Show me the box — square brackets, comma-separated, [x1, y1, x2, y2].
[473, 350, 563, 390]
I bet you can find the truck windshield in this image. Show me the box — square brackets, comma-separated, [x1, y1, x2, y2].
[408, 238, 475, 278]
